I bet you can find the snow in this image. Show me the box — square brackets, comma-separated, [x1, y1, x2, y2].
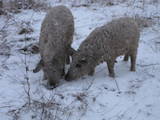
[0, 1, 160, 120]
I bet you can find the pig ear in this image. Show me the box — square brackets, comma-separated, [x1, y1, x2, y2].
[68, 47, 77, 56]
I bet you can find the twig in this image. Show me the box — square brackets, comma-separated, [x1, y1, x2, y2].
[84, 78, 95, 91]
[113, 78, 121, 94]
[23, 31, 31, 105]
[8, 102, 29, 120]
[137, 63, 160, 67]
[0, 105, 13, 108]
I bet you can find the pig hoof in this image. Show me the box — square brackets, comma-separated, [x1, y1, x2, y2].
[88, 71, 94, 76]
[130, 68, 136, 72]
[65, 74, 72, 81]
[109, 73, 115, 78]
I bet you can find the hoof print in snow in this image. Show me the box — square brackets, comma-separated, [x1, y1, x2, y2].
[125, 90, 136, 95]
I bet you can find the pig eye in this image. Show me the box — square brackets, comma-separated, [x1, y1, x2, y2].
[76, 63, 81, 68]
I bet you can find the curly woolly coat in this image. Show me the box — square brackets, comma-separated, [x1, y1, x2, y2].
[34, 5, 74, 87]
[66, 17, 140, 81]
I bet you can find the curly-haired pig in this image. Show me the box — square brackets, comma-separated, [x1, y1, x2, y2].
[65, 17, 140, 81]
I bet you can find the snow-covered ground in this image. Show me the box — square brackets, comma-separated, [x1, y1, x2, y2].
[0, 1, 160, 120]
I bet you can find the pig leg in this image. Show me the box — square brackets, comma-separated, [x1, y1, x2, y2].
[106, 60, 115, 77]
[88, 68, 95, 76]
[66, 55, 70, 65]
[124, 53, 129, 61]
[130, 51, 137, 71]
[61, 67, 65, 76]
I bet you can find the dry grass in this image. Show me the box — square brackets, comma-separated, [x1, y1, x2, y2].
[0, 0, 51, 14]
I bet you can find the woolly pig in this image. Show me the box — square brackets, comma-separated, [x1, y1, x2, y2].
[34, 5, 74, 88]
[65, 17, 140, 81]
